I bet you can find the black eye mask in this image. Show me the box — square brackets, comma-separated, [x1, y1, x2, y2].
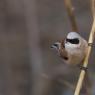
[66, 38, 79, 44]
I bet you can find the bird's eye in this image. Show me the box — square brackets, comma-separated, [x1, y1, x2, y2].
[66, 38, 79, 44]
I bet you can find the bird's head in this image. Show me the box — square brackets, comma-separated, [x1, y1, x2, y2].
[51, 32, 82, 51]
[65, 32, 81, 48]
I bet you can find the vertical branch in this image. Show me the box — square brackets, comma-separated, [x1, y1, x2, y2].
[91, 0, 95, 18]
[23, 0, 49, 95]
[2, 1, 17, 95]
[64, 0, 78, 32]
[74, 0, 95, 95]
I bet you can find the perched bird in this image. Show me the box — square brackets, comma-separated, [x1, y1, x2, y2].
[51, 32, 88, 65]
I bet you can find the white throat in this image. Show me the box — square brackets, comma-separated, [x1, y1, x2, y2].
[65, 41, 81, 55]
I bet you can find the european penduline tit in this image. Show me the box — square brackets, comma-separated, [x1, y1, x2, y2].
[51, 32, 88, 65]
[51, 32, 91, 94]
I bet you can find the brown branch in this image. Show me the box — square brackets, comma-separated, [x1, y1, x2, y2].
[74, 0, 95, 95]
[64, 0, 78, 32]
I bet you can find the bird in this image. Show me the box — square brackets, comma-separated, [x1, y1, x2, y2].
[51, 32, 91, 95]
[51, 32, 88, 65]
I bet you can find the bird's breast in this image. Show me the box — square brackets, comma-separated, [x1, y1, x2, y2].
[64, 45, 85, 65]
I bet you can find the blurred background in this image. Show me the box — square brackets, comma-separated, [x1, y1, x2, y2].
[0, 0, 95, 95]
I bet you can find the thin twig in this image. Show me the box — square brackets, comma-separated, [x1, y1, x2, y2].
[58, 79, 75, 90]
[42, 73, 75, 90]
[64, 0, 78, 32]
[74, 0, 95, 95]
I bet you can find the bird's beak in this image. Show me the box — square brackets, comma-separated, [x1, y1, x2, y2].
[51, 44, 57, 49]
[51, 42, 60, 49]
